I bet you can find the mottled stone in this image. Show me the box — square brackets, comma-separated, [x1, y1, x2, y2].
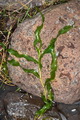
[0, 0, 63, 11]
[4, 92, 61, 120]
[8, 0, 80, 104]
[56, 102, 80, 120]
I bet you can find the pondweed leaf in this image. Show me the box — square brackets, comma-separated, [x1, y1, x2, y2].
[8, 59, 20, 66]
[41, 94, 48, 104]
[34, 25, 43, 54]
[0, 43, 38, 64]
[34, 9, 44, 52]
[57, 25, 73, 37]
[50, 50, 57, 79]
[40, 38, 57, 59]
[21, 67, 40, 78]
[8, 59, 39, 78]
[7, 48, 38, 64]
[35, 100, 52, 117]
[34, 17, 73, 119]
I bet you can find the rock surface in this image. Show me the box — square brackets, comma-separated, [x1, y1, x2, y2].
[0, 0, 63, 11]
[8, 0, 80, 104]
[0, 83, 80, 120]
[57, 102, 80, 120]
[3, 92, 61, 120]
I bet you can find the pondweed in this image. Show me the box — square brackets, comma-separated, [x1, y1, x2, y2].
[0, 11, 73, 119]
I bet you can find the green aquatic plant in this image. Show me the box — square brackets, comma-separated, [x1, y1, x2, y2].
[0, 11, 73, 119]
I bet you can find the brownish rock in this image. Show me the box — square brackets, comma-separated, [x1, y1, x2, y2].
[8, 0, 80, 104]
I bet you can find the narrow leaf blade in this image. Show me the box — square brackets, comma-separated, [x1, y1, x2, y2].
[8, 59, 39, 78]
[40, 38, 57, 59]
[57, 25, 73, 36]
[8, 59, 20, 66]
[34, 11, 44, 51]
[35, 101, 52, 117]
[21, 67, 40, 78]
[7, 48, 38, 64]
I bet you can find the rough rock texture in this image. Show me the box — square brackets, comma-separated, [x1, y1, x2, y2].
[3, 92, 61, 120]
[56, 102, 80, 120]
[0, 83, 80, 120]
[8, 0, 80, 104]
[0, 0, 63, 11]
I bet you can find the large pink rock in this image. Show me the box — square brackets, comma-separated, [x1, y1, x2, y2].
[8, 0, 80, 104]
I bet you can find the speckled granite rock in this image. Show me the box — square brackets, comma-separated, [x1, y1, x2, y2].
[0, 0, 63, 11]
[8, 0, 80, 104]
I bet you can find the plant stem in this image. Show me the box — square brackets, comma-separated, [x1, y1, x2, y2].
[38, 49, 47, 98]
[39, 67, 44, 88]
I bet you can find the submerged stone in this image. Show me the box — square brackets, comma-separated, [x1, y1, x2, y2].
[8, 0, 80, 104]
[4, 92, 61, 120]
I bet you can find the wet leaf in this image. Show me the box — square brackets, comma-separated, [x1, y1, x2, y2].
[41, 94, 48, 104]
[40, 38, 57, 59]
[34, 10, 44, 52]
[34, 24, 43, 50]
[45, 82, 54, 101]
[57, 25, 73, 36]
[22, 67, 40, 78]
[7, 48, 38, 64]
[8, 59, 20, 66]
[35, 101, 52, 117]
[8, 59, 39, 78]
[50, 50, 57, 79]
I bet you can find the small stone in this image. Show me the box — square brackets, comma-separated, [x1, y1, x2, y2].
[71, 109, 76, 112]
